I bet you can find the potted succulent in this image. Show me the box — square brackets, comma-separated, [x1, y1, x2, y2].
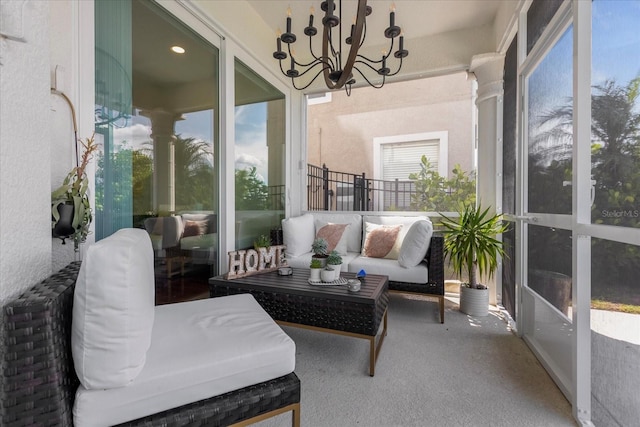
[309, 258, 323, 282]
[253, 234, 271, 250]
[51, 134, 99, 251]
[326, 250, 343, 280]
[321, 266, 335, 283]
[311, 237, 328, 267]
[439, 203, 508, 316]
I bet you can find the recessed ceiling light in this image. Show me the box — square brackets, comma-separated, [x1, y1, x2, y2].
[171, 45, 185, 54]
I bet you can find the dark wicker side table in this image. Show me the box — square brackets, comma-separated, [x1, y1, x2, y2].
[210, 269, 389, 376]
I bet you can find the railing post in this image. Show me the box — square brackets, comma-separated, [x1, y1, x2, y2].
[322, 163, 329, 211]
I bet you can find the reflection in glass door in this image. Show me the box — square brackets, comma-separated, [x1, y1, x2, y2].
[95, 0, 219, 304]
[522, 24, 574, 397]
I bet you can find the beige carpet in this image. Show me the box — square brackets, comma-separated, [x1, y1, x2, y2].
[256, 293, 576, 427]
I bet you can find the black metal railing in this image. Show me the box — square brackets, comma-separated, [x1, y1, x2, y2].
[307, 164, 417, 211]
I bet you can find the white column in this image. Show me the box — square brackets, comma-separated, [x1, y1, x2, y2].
[140, 109, 183, 214]
[469, 53, 505, 305]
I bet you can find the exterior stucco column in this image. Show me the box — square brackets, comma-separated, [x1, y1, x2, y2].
[141, 109, 183, 214]
[469, 53, 505, 305]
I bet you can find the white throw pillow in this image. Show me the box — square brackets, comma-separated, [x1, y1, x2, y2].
[72, 228, 155, 389]
[398, 219, 434, 268]
[315, 220, 349, 255]
[282, 214, 315, 257]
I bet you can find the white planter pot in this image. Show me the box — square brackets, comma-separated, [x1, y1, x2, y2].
[328, 263, 342, 280]
[310, 268, 321, 282]
[321, 268, 335, 283]
[459, 285, 489, 316]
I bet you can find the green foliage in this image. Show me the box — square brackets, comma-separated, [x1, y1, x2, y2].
[253, 234, 271, 248]
[235, 167, 269, 210]
[327, 250, 342, 265]
[439, 204, 509, 289]
[311, 238, 328, 256]
[409, 156, 476, 212]
[52, 134, 99, 249]
[310, 258, 322, 269]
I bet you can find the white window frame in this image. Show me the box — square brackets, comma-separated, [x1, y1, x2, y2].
[372, 131, 449, 180]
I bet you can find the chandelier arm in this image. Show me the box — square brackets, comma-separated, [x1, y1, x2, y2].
[353, 65, 385, 89]
[294, 61, 332, 80]
[291, 67, 332, 91]
[386, 57, 405, 77]
[354, 59, 381, 73]
[356, 54, 384, 64]
[359, 17, 367, 49]
[308, 35, 334, 69]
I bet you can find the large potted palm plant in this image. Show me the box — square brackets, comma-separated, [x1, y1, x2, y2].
[439, 204, 508, 316]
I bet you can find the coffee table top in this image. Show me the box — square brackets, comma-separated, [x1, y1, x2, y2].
[210, 269, 388, 305]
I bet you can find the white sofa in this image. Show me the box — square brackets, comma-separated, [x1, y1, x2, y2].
[282, 212, 445, 323]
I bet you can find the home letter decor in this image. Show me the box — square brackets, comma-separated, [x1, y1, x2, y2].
[226, 245, 287, 279]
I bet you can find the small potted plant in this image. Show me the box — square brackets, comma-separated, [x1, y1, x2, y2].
[311, 237, 328, 267]
[439, 203, 508, 316]
[321, 266, 335, 283]
[309, 258, 323, 282]
[326, 250, 343, 280]
[253, 234, 271, 250]
[51, 134, 99, 251]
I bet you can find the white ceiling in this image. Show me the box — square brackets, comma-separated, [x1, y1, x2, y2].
[247, 0, 504, 44]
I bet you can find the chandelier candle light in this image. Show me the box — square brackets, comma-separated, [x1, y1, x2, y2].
[273, 0, 408, 95]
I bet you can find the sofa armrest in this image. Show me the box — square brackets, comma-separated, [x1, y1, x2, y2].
[425, 234, 444, 290]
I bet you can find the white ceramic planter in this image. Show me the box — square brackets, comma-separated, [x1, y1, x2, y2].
[459, 285, 489, 316]
[328, 263, 342, 280]
[310, 268, 321, 282]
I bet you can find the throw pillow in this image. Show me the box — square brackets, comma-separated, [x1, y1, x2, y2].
[282, 213, 315, 257]
[315, 221, 349, 255]
[398, 219, 434, 268]
[182, 219, 208, 238]
[72, 228, 155, 389]
[361, 222, 403, 259]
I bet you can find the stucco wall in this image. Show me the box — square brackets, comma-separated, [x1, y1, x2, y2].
[0, 1, 52, 303]
[307, 72, 476, 180]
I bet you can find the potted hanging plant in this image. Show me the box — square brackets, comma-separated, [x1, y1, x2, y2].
[439, 203, 509, 316]
[51, 134, 99, 251]
[326, 250, 343, 280]
[311, 237, 329, 267]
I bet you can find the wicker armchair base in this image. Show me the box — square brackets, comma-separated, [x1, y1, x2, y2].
[2, 261, 301, 427]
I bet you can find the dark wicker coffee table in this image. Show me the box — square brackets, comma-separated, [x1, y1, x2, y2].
[210, 269, 389, 376]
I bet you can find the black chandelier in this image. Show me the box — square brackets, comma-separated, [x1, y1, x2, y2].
[273, 0, 408, 95]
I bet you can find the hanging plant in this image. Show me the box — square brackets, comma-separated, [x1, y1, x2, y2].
[51, 133, 99, 250]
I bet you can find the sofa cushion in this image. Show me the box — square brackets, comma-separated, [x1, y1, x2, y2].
[285, 251, 359, 271]
[282, 213, 315, 257]
[398, 219, 434, 268]
[72, 228, 155, 389]
[348, 256, 429, 284]
[307, 213, 363, 252]
[73, 294, 296, 426]
[315, 221, 349, 255]
[362, 222, 403, 259]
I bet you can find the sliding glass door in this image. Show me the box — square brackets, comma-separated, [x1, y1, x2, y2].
[95, 0, 220, 289]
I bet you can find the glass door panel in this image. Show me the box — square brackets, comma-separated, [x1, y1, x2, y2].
[590, 1, 640, 423]
[523, 24, 573, 397]
[234, 59, 285, 250]
[95, 0, 220, 301]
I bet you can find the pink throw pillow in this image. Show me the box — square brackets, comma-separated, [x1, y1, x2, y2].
[362, 223, 402, 259]
[316, 223, 349, 254]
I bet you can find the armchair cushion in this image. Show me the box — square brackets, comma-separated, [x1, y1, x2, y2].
[72, 228, 155, 390]
[73, 294, 295, 426]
